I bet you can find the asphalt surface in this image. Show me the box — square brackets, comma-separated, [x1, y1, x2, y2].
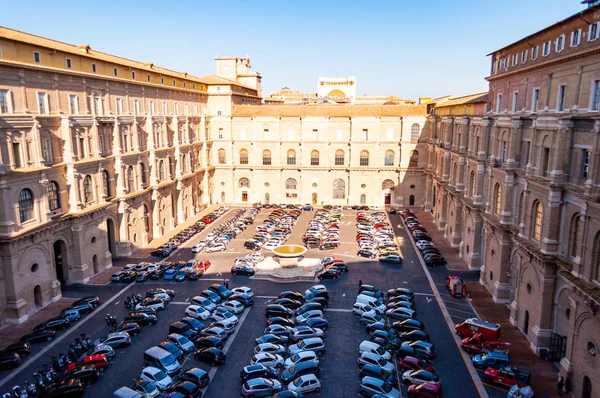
[0, 207, 499, 398]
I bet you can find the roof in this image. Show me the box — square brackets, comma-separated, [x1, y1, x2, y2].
[198, 74, 255, 89]
[232, 104, 427, 118]
[434, 92, 488, 108]
[0, 26, 208, 84]
[487, 4, 600, 55]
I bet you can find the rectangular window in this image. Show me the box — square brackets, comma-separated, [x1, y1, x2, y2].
[556, 35, 565, 52]
[362, 129, 368, 140]
[193, 104, 198, 114]
[162, 101, 168, 115]
[131, 71, 136, 80]
[98, 134, 105, 156]
[41, 139, 52, 163]
[33, 51, 41, 63]
[571, 29, 582, 47]
[66, 58, 72, 68]
[582, 149, 591, 178]
[161, 77, 164, 84]
[542, 41, 551, 56]
[94, 96, 103, 115]
[37, 92, 48, 114]
[521, 50, 528, 64]
[312, 129, 318, 140]
[0, 90, 10, 113]
[183, 82, 186, 88]
[174, 103, 179, 115]
[92, 63, 97, 73]
[184, 103, 188, 115]
[113, 67, 118, 76]
[193, 84, 196, 90]
[147, 74, 151, 82]
[172, 79, 176, 86]
[512, 92, 519, 112]
[496, 94, 502, 113]
[557, 85, 566, 111]
[589, 23, 598, 41]
[531, 46, 539, 60]
[512, 54, 518, 66]
[133, 99, 140, 115]
[521, 141, 530, 167]
[116, 98, 123, 114]
[150, 101, 155, 115]
[218, 128, 223, 139]
[541, 147, 550, 177]
[591, 80, 600, 110]
[501, 141, 507, 165]
[69, 94, 78, 114]
[532, 89, 540, 112]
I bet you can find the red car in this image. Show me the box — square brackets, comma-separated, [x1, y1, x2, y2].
[202, 217, 214, 224]
[407, 382, 442, 397]
[198, 260, 212, 271]
[399, 356, 436, 374]
[67, 354, 109, 373]
[374, 223, 389, 229]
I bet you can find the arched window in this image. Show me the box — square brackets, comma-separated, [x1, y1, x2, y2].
[532, 201, 543, 241]
[83, 175, 94, 203]
[360, 194, 366, 205]
[285, 178, 298, 198]
[493, 184, 502, 214]
[218, 148, 226, 164]
[48, 181, 60, 211]
[469, 171, 476, 198]
[409, 150, 419, 167]
[333, 178, 346, 199]
[181, 155, 187, 173]
[140, 162, 147, 185]
[102, 170, 111, 199]
[169, 156, 175, 178]
[411, 123, 420, 142]
[239, 149, 248, 165]
[239, 177, 250, 188]
[382, 179, 395, 190]
[569, 214, 583, 257]
[335, 150, 345, 166]
[127, 166, 135, 193]
[359, 150, 369, 166]
[262, 150, 271, 165]
[287, 150, 296, 165]
[311, 150, 319, 166]
[18, 188, 34, 223]
[384, 150, 394, 166]
[158, 160, 165, 180]
[143, 204, 150, 233]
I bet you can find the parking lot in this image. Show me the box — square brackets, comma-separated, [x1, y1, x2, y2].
[0, 206, 499, 398]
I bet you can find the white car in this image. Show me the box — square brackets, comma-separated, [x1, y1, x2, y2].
[402, 369, 441, 385]
[136, 300, 165, 312]
[211, 319, 237, 335]
[206, 242, 226, 253]
[284, 350, 319, 369]
[416, 240, 435, 250]
[254, 343, 286, 355]
[223, 300, 245, 314]
[211, 310, 239, 324]
[250, 353, 284, 368]
[191, 245, 204, 253]
[248, 253, 264, 263]
[263, 240, 280, 250]
[191, 296, 216, 311]
[359, 340, 392, 360]
[150, 292, 171, 302]
[185, 305, 211, 320]
[287, 374, 321, 394]
[140, 366, 173, 391]
[231, 286, 254, 298]
[296, 310, 324, 324]
[305, 285, 327, 297]
[146, 263, 159, 272]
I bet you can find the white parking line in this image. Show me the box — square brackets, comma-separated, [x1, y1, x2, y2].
[255, 295, 278, 299]
[323, 308, 353, 313]
[413, 292, 435, 297]
[170, 302, 191, 305]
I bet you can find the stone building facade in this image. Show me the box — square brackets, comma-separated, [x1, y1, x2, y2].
[424, 6, 600, 398]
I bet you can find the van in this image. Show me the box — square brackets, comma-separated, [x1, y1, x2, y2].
[359, 341, 392, 360]
[454, 318, 501, 340]
[143, 346, 180, 375]
[472, 352, 509, 370]
[113, 386, 142, 398]
[356, 294, 383, 308]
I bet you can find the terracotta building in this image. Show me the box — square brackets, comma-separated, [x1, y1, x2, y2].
[424, 6, 600, 397]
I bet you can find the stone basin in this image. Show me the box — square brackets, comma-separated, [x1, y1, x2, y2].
[271, 245, 308, 258]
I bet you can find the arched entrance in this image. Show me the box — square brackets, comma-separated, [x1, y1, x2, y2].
[409, 195, 415, 206]
[382, 180, 394, 205]
[92, 255, 99, 274]
[524, 310, 529, 335]
[220, 191, 225, 203]
[360, 194, 366, 205]
[582, 376, 592, 398]
[312, 193, 317, 205]
[53, 240, 68, 284]
[106, 219, 116, 256]
[34, 285, 42, 308]
[265, 193, 270, 204]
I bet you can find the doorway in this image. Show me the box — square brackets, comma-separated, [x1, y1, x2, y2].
[53, 240, 68, 284]
[106, 219, 116, 256]
[360, 194, 366, 205]
[384, 193, 391, 205]
[265, 193, 270, 204]
[34, 285, 42, 308]
[524, 310, 529, 335]
[221, 191, 225, 203]
[242, 192, 248, 202]
[409, 195, 415, 206]
[312, 193, 317, 205]
[582, 376, 592, 398]
[93, 255, 99, 274]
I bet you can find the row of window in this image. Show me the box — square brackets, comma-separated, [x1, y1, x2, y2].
[493, 23, 599, 74]
[216, 149, 400, 167]
[219, 124, 421, 142]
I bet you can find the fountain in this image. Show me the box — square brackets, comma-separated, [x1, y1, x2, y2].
[253, 244, 324, 282]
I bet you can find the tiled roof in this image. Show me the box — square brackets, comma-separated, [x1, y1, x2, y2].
[232, 104, 427, 117]
[198, 74, 255, 89]
[435, 92, 488, 107]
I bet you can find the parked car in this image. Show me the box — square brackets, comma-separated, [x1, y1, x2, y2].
[20, 330, 56, 344]
[359, 376, 401, 398]
[1, 342, 31, 359]
[402, 370, 441, 385]
[185, 305, 211, 320]
[34, 317, 71, 332]
[241, 377, 282, 397]
[194, 347, 226, 366]
[0, 353, 20, 370]
[250, 353, 285, 368]
[140, 366, 173, 391]
[177, 367, 210, 388]
[93, 332, 131, 349]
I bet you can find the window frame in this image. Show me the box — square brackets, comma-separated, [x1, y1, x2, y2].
[113, 67, 118, 77]
[532, 202, 543, 241]
[521, 49, 528, 64]
[262, 150, 272, 165]
[557, 85, 566, 111]
[218, 148, 226, 164]
[384, 150, 395, 166]
[286, 150, 296, 166]
[83, 175, 94, 203]
[531, 88, 540, 112]
[41, 138, 53, 164]
[359, 150, 369, 167]
[334, 150, 345, 166]
[91, 63, 97, 73]
[571, 29, 582, 47]
[542, 41, 551, 56]
[48, 181, 60, 211]
[37, 92, 49, 114]
[589, 22, 599, 42]
[0, 90, 12, 114]
[531, 46, 539, 60]
[66, 58, 72, 69]
[18, 188, 35, 223]
[512, 91, 519, 112]
[33, 51, 41, 63]
[556, 34, 565, 52]
[239, 149, 249, 165]
[310, 150, 320, 166]
[582, 149, 591, 179]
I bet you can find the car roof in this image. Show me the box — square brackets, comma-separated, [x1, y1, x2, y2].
[362, 376, 385, 386]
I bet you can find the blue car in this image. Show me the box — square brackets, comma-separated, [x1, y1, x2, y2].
[472, 351, 509, 370]
[299, 318, 328, 331]
[302, 205, 313, 211]
[175, 269, 188, 282]
[163, 268, 178, 280]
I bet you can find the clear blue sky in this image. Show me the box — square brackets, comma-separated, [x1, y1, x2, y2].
[0, 0, 586, 100]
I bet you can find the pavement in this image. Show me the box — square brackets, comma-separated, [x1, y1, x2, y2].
[0, 206, 513, 398]
[407, 208, 560, 398]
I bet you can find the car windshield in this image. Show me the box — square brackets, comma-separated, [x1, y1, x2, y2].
[382, 382, 393, 393]
[376, 346, 386, 355]
[160, 354, 177, 367]
[154, 370, 168, 380]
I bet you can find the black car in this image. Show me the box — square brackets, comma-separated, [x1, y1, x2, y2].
[255, 334, 289, 346]
[42, 379, 84, 398]
[244, 241, 262, 250]
[1, 342, 31, 358]
[229, 293, 254, 307]
[357, 249, 377, 258]
[231, 265, 255, 276]
[317, 268, 341, 280]
[121, 271, 137, 282]
[265, 304, 293, 318]
[169, 322, 198, 339]
[331, 262, 348, 272]
[180, 317, 204, 332]
[280, 360, 321, 383]
[359, 364, 396, 387]
[124, 312, 157, 326]
[273, 298, 302, 310]
[396, 345, 428, 361]
[388, 295, 414, 304]
[208, 284, 233, 299]
[34, 317, 71, 332]
[136, 271, 149, 282]
[296, 303, 323, 315]
[149, 270, 164, 280]
[178, 367, 210, 388]
[20, 329, 56, 344]
[193, 347, 226, 366]
[114, 322, 141, 336]
[387, 288, 414, 299]
[319, 242, 338, 250]
[424, 254, 447, 267]
[400, 329, 430, 342]
[193, 336, 224, 349]
[57, 365, 100, 385]
[413, 233, 432, 242]
[278, 291, 305, 303]
[187, 270, 200, 280]
[305, 296, 328, 308]
[0, 353, 20, 370]
[170, 381, 202, 397]
[266, 317, 295, 328]
[393, 319, 425, 333]
[151, 247, 171, 257]
[147, 288, 175, 298]
[240, 364, 278, 382]
[159, 341, 184, 361]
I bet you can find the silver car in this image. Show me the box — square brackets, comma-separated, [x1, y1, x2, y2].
[167, 333, 195, 353]
[94, 331, 131, 349]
